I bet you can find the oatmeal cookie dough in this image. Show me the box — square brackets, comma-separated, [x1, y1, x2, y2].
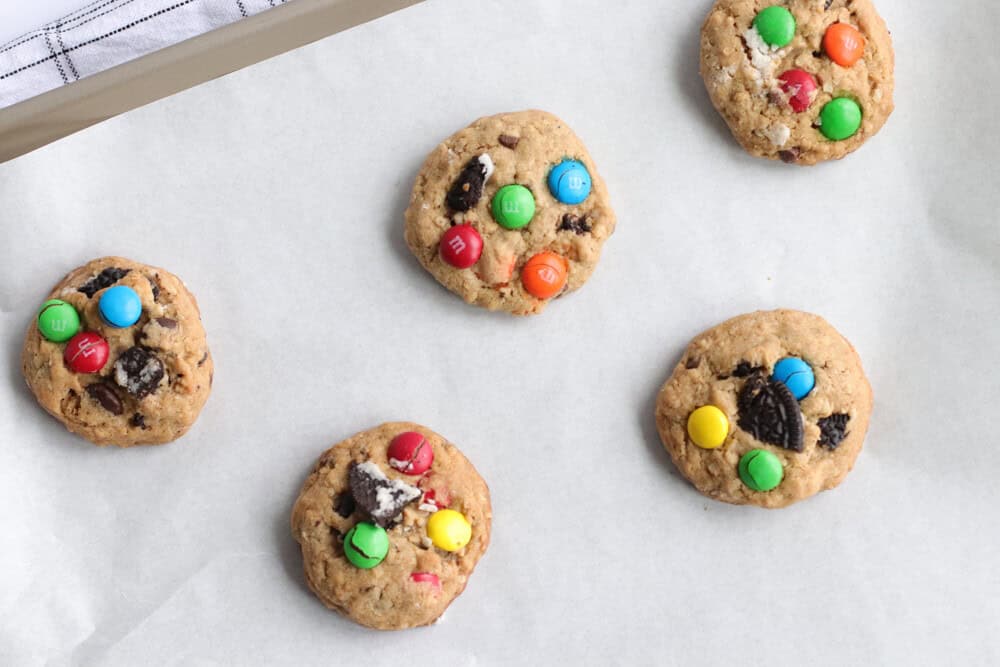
[700, 0, 894, 164]
[291, 422, 492, 630]
[655, 310, 872, 508]
[404, 110, 616, 315]
[22, 256, 212, 447]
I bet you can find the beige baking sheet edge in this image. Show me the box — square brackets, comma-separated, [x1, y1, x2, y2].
[0, 0, 422, 164]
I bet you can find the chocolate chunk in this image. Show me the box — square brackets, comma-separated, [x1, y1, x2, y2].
[737, 373, 804, 452]
[779, 148, 801, 164]
[720, 360, 765, 380]
[733, 361, 763, 377]
[130, 413, 147, 429]
[85, 383, 124, 416]
[79, 267, 130, 298]
[498, 134, 520, 149]
[685, 356, 701, 369]
[154, 317, 177, 329]
[147, 277, 161, 302]
[113, 347, 165, 398]
[334, 493, 356, 518]
[824, 0, 834, 9]
[348, 461, 421, 528]
[197, 352, 209, 367]
[817, 413, 850, 449]
[558, 214, 592, 235]
[445, 154, 494, 211]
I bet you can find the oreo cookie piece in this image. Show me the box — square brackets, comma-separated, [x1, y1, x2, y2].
[114, 346, 165, 399]
[78, 267, 130, 298]
[445, 154, 494, 211]
[737, 372, 804, 452]
[348, 461, 421, 528]
[817, 413, 850, 449]
[558, 214, 592, 235]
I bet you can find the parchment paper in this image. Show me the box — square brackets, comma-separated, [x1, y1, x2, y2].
[1, 0, 998, 664]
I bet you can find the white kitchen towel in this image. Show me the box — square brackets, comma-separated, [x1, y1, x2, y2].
[0, 0, 289, 109]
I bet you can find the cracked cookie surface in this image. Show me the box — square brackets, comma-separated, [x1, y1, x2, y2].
[404, 110, 616, 315]
[700, 0, 894, 164]
[22, 256, 212, 447]
[291, 422, 492, 630]
[655, 310, 872, 508]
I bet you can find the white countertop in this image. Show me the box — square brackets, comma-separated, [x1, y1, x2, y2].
[1, 0, 999, 665]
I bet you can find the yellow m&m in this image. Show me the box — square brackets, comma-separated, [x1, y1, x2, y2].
[687, 405, 729, 449]
[426, 509, 472, 552]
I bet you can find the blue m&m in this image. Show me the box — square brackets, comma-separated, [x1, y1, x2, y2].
[99, 285, 142, 328]
[772, 357, 815, 400]
[547, 159, 592, 205]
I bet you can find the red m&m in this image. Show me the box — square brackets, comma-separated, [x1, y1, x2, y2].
[64, 332, 110, 374]
[440, 224, 483, 269]
[410, 572, 441, 592]
[778, 69, 818, 113]
[388, 431, 434, 475]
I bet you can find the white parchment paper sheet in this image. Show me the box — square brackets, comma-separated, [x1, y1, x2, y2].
[1, 0, 998, 664]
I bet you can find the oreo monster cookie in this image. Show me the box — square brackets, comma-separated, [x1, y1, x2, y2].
[291, 422, 492, 630]
[654, 310, 872, 508]
[404, 110, 616, 316]
[700, 0, 895, 164]
[22, 256, 212, 447]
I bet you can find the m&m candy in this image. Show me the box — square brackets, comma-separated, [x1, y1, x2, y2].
[37, 299, 80, 342]
[99, 285, 142, 328]
[410, 572, 442, 592]
[64, 332, 110, 374]
[823, 23, 865, 67]
[753, 6, 796, 48]
[426, 509, 471, 552]
[687, 405, 729, 449]
[439, 224, 483, 269]
[772, 357, 815, 400]
[738, 449, 784, 492]
[819, 97, 862, 140]
[387, 431, 434, 475]
[778, 69, 818, 113]
[521, 251, 568, 300]
[491, 184, 536, 229]
[344, 522, 389, 569]
[547, 159, 592, 205]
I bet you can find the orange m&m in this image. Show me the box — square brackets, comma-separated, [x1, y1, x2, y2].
[521, 251, 568, 299]
[823, 23, 865, 67]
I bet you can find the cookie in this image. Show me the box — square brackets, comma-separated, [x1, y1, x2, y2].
[290, 422, 492, 630]
[700, 0, 895, 165]
[655, 310, 872, 508]
[22, 257, 213, 447]
[404, 110, 616, 315]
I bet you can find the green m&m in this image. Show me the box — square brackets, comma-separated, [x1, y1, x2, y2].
[738, 449, 784, 492]
[819, 97, 863, 141]
[491, 184, 536, 230]
[37, 299, 80, 342]
[344, 522, 389, 569]
[753, 6, 796, 48]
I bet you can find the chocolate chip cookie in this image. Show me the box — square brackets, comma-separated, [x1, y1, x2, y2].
[700, 0, 894, 164]
[655, 310, 872, 508]
[404, 110, 616, 315]
[22, 257, 213, 447]
[290, 422, 492, 630]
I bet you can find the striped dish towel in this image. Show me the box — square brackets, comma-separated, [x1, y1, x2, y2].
[0, 0, 289, 109]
